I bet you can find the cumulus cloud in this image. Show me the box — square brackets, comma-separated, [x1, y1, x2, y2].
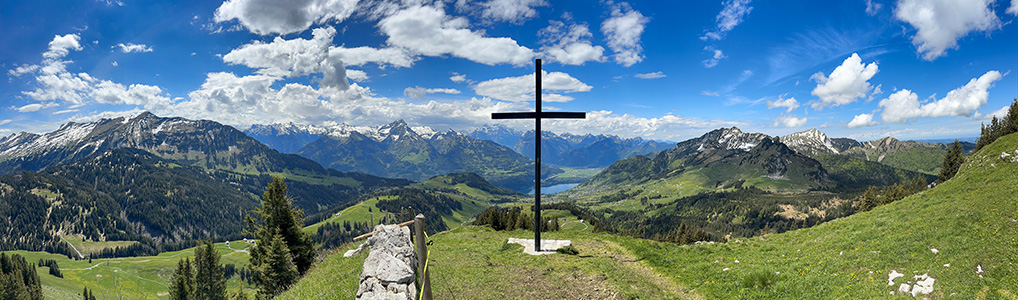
[894, 0, 1001, 61]
[379, 5, 534, 66]
[766, 96, 799, 113]
[115, 43, 153, 53]
[450, 73, 468, 83]
[479, 0, 548, 23]
[634, 71, 665, 79]
[403, 86, 461, 100]
[702, 48, 725, 68]
[879, 71, 1002, 123]
[538, 20, 605, 65]
[847, 113, 879, 128]
[811, 53, 878, 109]
[701, 0, 753, 41]
[222, 27, 350, 89]
[1009, 0, 1018, 15]
[601, 2, 649, 67]
[214, 0, 358, 35]
[774, 114, 807, 127]
[865, 0, 882, 16]
[44, 34, 82, 60]
[472, 71, 592, 102]
[8, 64, 39, 77]
[327, 46, 416, 68]
[345, 69, 368, 81]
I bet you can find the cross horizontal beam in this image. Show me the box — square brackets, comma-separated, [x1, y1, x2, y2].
[491, 112, 586, 119]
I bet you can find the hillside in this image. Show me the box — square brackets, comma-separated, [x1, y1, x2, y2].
[284, 133, 1018, 299]
[578, 127, 832, 194]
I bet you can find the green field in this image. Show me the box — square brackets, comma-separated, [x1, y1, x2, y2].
[6, 241, 256, 299]
[60, 235, 139, 258]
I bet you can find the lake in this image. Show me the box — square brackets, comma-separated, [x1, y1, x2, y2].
[526, 183, 580, 195]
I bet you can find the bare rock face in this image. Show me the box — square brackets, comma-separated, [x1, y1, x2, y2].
[356, 224, 417, 300]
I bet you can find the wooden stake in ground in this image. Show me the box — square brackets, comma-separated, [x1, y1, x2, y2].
[492, 59, 585, 252]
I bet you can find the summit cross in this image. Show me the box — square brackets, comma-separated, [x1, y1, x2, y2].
[491, 59, 586, 252]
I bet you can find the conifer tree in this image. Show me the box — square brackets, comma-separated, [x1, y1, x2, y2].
[936, 140, 964, 184]
[168, 258, 195, 300]
[194, 240, 228, 300]
[252, 230, 298, 298]
[247, 176, 315, 277]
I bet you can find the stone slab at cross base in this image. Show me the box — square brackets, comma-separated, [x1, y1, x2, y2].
[507, 238, 571, 255]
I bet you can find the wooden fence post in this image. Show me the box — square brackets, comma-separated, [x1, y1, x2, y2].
[414, 214, 433, 300]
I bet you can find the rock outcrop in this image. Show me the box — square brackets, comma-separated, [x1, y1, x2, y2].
[354, 224, 418, 300]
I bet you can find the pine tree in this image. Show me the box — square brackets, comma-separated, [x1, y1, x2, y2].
[253, 230, 298, 298]
[194, 240, 228, 300]
[247, 176, 316, 277]
[936, 140, 964, 184]
[168, 258, 195, 300]
[83, 287, 88, 300]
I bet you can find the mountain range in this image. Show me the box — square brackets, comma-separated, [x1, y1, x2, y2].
[466, 124, 675, 168]
[0, 112, 408, 255]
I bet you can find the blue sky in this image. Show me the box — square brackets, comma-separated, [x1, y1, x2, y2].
[2, 0, 1016, 142]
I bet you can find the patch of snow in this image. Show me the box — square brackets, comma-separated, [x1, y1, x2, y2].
[888, 270, 904, 285]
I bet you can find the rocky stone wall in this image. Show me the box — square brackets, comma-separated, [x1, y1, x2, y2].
[355, 224, 418, 300]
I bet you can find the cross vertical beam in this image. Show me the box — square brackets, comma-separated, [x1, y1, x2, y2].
[491, 59, 585, 252]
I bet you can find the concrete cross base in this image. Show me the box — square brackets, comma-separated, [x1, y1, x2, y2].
[507, 238, 572, 255]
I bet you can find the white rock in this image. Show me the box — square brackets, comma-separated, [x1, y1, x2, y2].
[911, 274, 935, 296]
[898, 283, 912, 294]
[888, 270, 904, 286]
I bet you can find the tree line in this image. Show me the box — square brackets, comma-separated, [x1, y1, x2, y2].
[473, 206, 560, 232]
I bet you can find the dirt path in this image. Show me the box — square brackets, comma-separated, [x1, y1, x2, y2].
[598, 240, 704, 300]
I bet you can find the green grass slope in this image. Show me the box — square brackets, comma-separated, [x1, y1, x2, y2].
[283, 133, 1018, 299]
[628, 132, 1018, 298]
[4, 241, 255, 299]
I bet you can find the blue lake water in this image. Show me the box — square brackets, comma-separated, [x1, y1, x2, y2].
[526, 183, 580, 195]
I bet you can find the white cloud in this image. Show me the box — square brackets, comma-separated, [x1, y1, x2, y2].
[1009, 0, 1018, 15]
[450, 73, 467, 83]
[14, 102, 58, 112]
[472, 71, 592, 102]
[480, 0, 548, 24]
[600, 2, 649, 67]
[847, 113, 879, 128]
[701, 0, 753, 41]
[766, 96, 799, 113]
[8, 64, 39, 77]
[634, 71, 665, 79]
[879, 70, 1002, 123]
[538, 21, 605, 65]
[111, 61, 118, 67]
[546, 110, 744, 141]
[379, 5, 534, 66]
[403, 86, 462, 100]
[774, 114, 807, 127]
[44, 34, 82, 60]
[865, 0, 883, 16]
[980, 105, 1010, 120]
[214, 0, 358, 35]
[811, 53, 878, 109]
[702, 48, 725, 68]
[345, 69, 368, 81]
[894, 0, 1001, 61]
[701, 91, 720, 97]
[222, 27, 349, 89]
[327, 46, 416, 68]
[115, 43, 153, 53]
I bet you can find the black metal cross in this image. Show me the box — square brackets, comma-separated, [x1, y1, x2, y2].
[492, 59, 585, 252]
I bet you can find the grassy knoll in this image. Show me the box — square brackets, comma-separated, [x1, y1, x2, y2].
[60, 234, 139, 257]
[5, 241, 256, 299]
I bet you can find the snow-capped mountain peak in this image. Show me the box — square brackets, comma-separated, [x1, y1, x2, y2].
[780, 128, 840, 156]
